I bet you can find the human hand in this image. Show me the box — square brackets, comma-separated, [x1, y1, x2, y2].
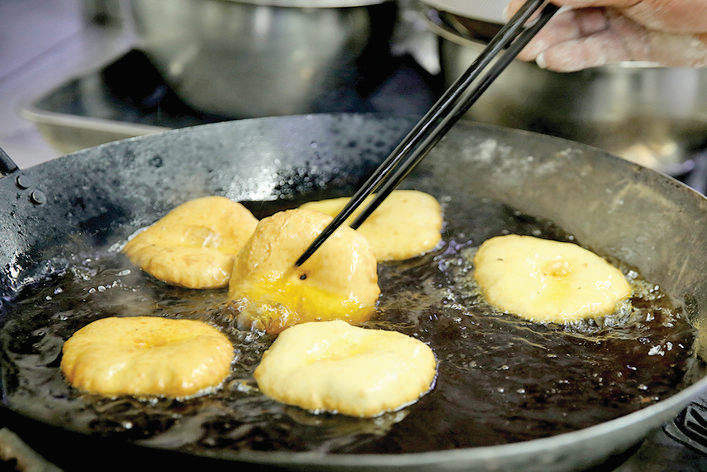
[505, 0, 707, 71]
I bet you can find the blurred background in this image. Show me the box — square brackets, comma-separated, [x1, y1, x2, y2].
[0, 0, 440, 169]
[0, 0, 128, 167]
[1, 0, 706, 186]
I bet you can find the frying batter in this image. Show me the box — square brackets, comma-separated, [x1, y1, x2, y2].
[123, 196, 258, 289]
[473, 234, 631, 323]
[61, 316, 234, 398]
[228, 209, 380, 334]
[254, 320, 437, 417]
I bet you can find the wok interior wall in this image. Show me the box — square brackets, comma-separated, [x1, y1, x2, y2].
[1, 114, 706, 330]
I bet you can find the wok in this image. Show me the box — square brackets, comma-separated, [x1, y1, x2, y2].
[0, 114, 706, 471]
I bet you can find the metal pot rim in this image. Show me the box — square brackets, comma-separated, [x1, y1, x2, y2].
[423, 7, 664, 70]
[212, 0, 390, 8]
[418, 0, 506, 23]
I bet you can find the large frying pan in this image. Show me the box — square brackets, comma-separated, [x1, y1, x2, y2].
[0, 114, 706, 471]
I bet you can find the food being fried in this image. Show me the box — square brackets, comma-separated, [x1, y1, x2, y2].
[123, 196, 258, 289]
[228, 209, 379, 334]
[300, 190, 443, 261]
[473, 234, 632, 323]
[60, 316, 234, 398]
[254, 320, 437, 417]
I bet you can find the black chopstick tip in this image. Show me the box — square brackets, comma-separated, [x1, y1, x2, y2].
[295, 234, 328, 267]
[294, 251, 310, 267]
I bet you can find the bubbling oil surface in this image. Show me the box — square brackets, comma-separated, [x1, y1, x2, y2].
[0, 195, 702, 457]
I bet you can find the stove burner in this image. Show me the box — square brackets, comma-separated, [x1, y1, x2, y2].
[665, 400, 707, 455]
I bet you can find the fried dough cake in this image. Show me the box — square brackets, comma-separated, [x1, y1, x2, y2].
[254, 320, 437, 417]
[61, 316, 234, 398]
[300, 190, 442, 261]
[228, 209, 379, 334]
[123, 196, 258, 289]
[473, 235, 632, 323]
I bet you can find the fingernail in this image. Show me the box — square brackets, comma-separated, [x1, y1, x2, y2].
[536, 52, 548, 69]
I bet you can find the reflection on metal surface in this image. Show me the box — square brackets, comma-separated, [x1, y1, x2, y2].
[19, 50, 440, 154]
[128, 0, 399, 117]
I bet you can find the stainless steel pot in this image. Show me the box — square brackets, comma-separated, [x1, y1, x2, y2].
[128, 0, 397, 118]
[422, 6, 707, 175]
[0, 114, 706, 471]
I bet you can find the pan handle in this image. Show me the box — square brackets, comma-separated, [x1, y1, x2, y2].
[0, 145, 19, 176]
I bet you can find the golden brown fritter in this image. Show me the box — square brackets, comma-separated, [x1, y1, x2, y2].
[228, 209, 380, 334]
[61, 316, 234, 398]
[474, 235, 632, 323]
[300, 190, 443, 262]
[254, 320, 437, 417]
[123, 196, 258, 288]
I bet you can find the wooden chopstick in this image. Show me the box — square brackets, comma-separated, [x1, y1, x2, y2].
[295, 0, 559, 267]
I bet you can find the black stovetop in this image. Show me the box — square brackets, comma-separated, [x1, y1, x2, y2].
[26, 48, 442, 133]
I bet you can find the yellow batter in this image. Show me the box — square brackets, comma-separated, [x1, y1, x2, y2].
[229, 209, 380, 334]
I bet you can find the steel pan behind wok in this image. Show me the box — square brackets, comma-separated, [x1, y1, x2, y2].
[0, 114, 706, 471]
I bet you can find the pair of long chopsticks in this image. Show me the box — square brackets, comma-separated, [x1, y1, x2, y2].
[295, 0, 560, 267]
